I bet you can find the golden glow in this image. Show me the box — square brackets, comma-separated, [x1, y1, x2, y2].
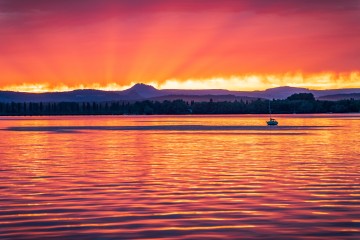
[1, 72, 359, 93]
[1, 2, 359, 94]
[158, 71, 360, 90]
[1, 82, 154, 93]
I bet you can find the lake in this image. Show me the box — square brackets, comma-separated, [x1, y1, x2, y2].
[0, 114, 359, 239]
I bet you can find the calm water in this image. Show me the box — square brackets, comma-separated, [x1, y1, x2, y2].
[0, 114, 359, 239]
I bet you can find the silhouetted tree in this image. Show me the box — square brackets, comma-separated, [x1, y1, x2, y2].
[0, 98, 359, 116]
[287, 93, 315, 101]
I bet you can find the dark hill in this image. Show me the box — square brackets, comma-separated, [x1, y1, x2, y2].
[121, 83, 164, 99]
[0, 84, 359, 102]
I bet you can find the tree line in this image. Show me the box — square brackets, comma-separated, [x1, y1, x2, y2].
[0, 93, 359, 116]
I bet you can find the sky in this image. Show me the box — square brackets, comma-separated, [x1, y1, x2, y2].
[0, 0, 359, 92]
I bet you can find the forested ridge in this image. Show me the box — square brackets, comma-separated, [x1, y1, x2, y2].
[0, 93, 359, 116]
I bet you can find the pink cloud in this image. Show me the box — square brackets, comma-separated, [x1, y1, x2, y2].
[0, 0, 359, 88]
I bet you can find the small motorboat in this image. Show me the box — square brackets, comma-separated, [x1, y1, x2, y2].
[267, 118, 278, 126]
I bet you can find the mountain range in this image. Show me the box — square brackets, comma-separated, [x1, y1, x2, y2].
[0, 83, 359, 103]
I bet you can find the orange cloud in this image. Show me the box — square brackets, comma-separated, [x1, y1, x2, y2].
[0, 1, 359, 92]
[1, 72, 359, 93]
[159, 72, 360, 90]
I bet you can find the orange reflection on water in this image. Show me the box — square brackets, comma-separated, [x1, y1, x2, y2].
[0, 114, 359, 239]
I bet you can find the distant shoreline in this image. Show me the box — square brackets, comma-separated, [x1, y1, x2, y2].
[1, 112, 359, 117]
[0, 97, 359, 116]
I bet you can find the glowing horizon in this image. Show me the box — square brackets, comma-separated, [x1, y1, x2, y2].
[1, 72, 359, 93]
[0, 1, 359, 93]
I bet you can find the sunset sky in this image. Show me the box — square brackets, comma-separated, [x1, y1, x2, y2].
[0, 0, 359, 92]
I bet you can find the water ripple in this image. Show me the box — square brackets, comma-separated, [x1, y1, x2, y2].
[0, 115, 359, 239]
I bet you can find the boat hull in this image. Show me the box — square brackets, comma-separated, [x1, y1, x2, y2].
[266, 120, 278, 126]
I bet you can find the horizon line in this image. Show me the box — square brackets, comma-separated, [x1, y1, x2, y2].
[1, 72, 359, 93]
[1, 83, 360, 94]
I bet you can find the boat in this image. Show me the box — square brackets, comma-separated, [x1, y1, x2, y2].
[266, 100, 278, 126]
[267, 118, 278, 126]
